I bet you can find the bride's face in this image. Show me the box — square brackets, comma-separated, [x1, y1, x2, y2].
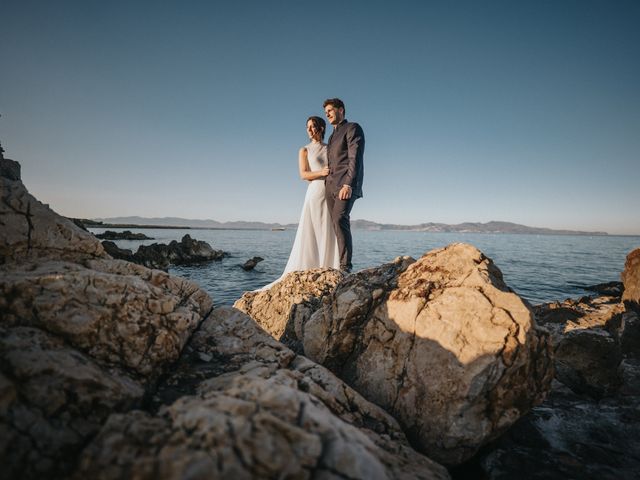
[306, 121, 320, 140]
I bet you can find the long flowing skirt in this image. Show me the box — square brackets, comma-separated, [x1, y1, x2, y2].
[260, 180, 339, 290]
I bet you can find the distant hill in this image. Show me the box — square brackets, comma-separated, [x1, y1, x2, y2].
[88, 216, 608, 235]
[350, 220, 608, 235]
[90, 216, 296, 230]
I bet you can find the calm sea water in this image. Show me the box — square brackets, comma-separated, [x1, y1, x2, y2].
[89, 228, 640, 307]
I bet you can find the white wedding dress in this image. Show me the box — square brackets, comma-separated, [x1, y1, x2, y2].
[260, 141, 340, 290]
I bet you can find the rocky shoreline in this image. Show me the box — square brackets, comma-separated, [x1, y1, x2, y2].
[101, 234, 226, 271]
[1, 156, 638, 480]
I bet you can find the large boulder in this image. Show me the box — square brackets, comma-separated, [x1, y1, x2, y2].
[303, 243, 553, 465]
[622, 248, 640, 309]
[234, 268, 345, 352]
[74, 307, 451, 480]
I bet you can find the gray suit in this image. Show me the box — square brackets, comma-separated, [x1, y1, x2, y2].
[325, 119, 365, 271]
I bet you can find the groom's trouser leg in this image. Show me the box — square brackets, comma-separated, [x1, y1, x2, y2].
[326, 192, 356, 270]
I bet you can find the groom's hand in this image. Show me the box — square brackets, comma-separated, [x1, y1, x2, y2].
[338, 185, 352, 200]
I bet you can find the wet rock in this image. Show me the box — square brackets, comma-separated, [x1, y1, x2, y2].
[302, 244, 553, 465]
[132, 234, 225, 270]
[95, 230, 154, 240]
[100, 240, 134, 261]
[479, 379, 640, 480]
[241, 256, 264, 271]
[583, 281, 624, 297]
[478, 268, 640, 479]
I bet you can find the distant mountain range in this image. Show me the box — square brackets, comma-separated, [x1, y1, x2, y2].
[85, 216, 608, 235]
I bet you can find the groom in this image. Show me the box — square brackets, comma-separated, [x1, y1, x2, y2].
[323, 98, 365, 273]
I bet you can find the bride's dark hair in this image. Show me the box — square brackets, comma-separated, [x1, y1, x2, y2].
[307, 116, 326, 140]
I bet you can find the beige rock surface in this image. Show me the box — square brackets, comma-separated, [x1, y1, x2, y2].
[0, 326, 144, 479]
[234, 268, 344, 352]
[1, 259, 211, 376]
[622, 247, 640, 307]
[0, 160, 212, 478]
[303, 244, 553, 465]
[0, 173, 106, 263]
[75, 307, 451, 480]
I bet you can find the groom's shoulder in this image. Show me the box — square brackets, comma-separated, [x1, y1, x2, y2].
[345, 121, 365, 136]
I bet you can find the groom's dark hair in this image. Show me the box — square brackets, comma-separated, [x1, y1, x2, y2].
[323, 98, 345, 113]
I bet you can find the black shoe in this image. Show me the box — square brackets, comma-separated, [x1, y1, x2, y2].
[340, 266, 352, 274]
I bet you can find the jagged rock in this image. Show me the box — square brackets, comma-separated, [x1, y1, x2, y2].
[534, 295, 625, 342]
[617, 309, 640, 358]
[554, 328, 622, 397]
[303, 244, 553, 465]
[534, 295, 627, 397]
[0, 160, 213, 478]
[241, 256, 264, 270]
[132, 234, 225, 270]
[479, 378, 640, 480]
[100, 240, 134, 261]
[1, 259, 211, 376]
[234, 268, 345, 352]
[478, 268, 640, 479]
[622, 248, 640, 309]
[74, 307, 451, 480]
[0, 160, 106, 264]
[95, 230, 153, 240]
[0, 157, 20, 181]
[584, 281, 624, 297]
[0, 326, 144, 479]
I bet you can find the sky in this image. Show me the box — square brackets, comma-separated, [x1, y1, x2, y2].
[1, 0, 639, 234]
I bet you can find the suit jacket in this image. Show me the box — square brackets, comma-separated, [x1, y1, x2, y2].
[326, 119, 364, 198]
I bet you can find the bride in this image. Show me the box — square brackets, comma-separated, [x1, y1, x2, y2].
[261, 116, 340, 289]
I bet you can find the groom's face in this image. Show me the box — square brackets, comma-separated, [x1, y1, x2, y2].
[324, 105, 344, 126]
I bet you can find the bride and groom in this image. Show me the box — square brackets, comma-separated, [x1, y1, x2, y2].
[263, 98, 365, 289]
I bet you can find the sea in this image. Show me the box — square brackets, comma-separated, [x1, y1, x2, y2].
[88, 228, 640, 307]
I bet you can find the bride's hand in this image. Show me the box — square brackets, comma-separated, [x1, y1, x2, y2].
[320, 167, 330, 177]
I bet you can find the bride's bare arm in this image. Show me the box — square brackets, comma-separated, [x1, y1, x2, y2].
[298, 147, 329, 181]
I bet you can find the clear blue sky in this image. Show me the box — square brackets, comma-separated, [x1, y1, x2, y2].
[1, 0, 638, 234]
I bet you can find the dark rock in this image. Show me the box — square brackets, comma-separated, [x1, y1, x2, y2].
[478, 268, 640, 479]
[69, 218, 89, 231]
[554, 328, 622, 398]
[0, 158, 21, 181]
[479, 379, 640, 480]
[583, 281, 624, 297]
[241, 256, 264, 270]
[132, 234, 225, 270]
[101, 240, 134, 261]
[616, 310, 640, 359]
[96, 230, 154, 240]
[101, 234, 226, 271]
